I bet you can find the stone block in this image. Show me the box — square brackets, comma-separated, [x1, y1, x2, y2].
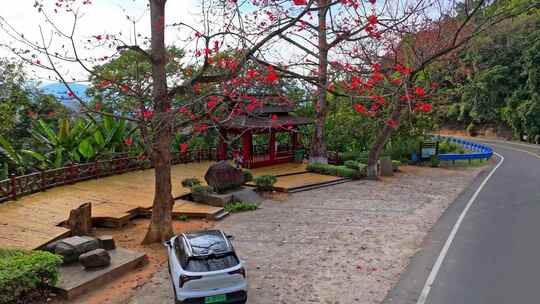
[79, 249, 111, 269]
[98, 235, 116, 250]
[380, 158, 394, 177]
[231, 187, 263, 204]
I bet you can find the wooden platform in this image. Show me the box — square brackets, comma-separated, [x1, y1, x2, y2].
[250, 162, 307, 177]
[0, 161, 310, 250]
[0, 161, 219, 250]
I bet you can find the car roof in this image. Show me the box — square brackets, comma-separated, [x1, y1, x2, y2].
[181, 230, 233, 257]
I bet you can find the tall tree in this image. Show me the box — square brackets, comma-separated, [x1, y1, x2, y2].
[0, 0, 313, 243]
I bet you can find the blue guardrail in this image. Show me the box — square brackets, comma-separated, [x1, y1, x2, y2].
[435, 136, 493, 161]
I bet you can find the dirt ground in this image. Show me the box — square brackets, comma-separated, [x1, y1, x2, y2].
[51, 218, 214, 304]
[124, 164, 487, 304]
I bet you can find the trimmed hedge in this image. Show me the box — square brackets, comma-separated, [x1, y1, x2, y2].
[307, 163, 364, 179]
[181, 178, 201, 188]
[191, 184, 213, 194]
[242, 170, 253, 182]
[392, 160, 401, 171]
[253, 175, 277, 191]
[0, 250, 63, 304]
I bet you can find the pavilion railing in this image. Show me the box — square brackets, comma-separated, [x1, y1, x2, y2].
[0, 147, 218, 203]
[0, 144, 343, 202]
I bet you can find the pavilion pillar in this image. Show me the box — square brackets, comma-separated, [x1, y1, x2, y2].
[291, 131, 299, 151]
[218, 130, 228, 160]
[269, 130, 276, 161]
[242, 131, 252, 167]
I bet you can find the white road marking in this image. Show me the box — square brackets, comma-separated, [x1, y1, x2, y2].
[416, 152, 505, 304]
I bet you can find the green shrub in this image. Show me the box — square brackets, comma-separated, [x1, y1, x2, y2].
[356, 151, 370, 164]
[191, 184, 213, 195]
[339, 151, 359, 162]
[224, 201, 259, 213]
[392, 160, 401, 171]
[242, 170, 253, 182]
[181, 178, 201, 188]
[177, 215, 189, 221]
[0, 250, 63, 304]
[344, 160, 360, 170]
[253, 175, 277, 191]
[307, 163, 363, 179]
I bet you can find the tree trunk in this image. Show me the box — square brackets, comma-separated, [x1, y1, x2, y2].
[366, 99, 407, 179]
[143, 0, 174, 244]
[309, 0, 329, 164]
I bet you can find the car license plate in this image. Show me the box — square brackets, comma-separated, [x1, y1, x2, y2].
[205, 294, 227, 303]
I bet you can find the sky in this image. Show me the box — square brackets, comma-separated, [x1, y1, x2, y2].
[0, 0, 201, 82]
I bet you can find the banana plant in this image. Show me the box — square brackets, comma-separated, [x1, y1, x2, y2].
[0, 135, 27, 174]
[28, 118, 94, 167]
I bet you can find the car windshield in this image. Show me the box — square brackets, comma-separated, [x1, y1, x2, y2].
[185, 253, 239, 272]
[185, 230, 230, 256]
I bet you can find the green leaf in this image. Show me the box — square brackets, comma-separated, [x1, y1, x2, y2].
[93, 130, 105, 148]
[54, 148, 63, 168]
[20, 150, 48, 162]
[78, 139, 95, 159]
[37, 119, 59, 145]
[58, 119, 70, 144]
[0, 135, 23, 166]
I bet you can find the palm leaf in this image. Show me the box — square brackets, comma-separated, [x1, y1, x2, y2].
[0, 135, 23, 166]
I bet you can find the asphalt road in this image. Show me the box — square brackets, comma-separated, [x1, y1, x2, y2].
[385, 139, 540, 304]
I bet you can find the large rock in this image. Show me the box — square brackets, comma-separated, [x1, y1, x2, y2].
[79, 249, 111, 268]
[54, 236, 100, 264]
[204, 161, 245, 193]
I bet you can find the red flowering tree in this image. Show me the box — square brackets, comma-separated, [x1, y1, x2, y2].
[0, 0, 314, 243]
[338, 0, 534, 177]
[248, 0, 534, 176]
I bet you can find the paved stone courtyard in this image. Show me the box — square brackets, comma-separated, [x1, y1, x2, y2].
[127, 165, 484, 304]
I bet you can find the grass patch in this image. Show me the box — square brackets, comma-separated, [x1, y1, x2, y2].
[439, 158, 490, 168]
[224, 201, 259, 213]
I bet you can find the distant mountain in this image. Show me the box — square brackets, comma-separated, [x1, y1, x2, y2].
[40, 83, 90, 111]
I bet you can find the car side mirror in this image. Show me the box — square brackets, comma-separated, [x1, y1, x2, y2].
[226, 234, 235, 240]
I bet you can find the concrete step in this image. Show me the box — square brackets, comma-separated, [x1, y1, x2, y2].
[212, 209, 230, 221]
[287, 178, 352, 193]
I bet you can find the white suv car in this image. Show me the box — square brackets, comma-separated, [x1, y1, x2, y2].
[165, 230, 248, 304]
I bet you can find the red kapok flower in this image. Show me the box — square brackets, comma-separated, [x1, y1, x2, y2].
[180, 143, 189, 153]
[293, 0, 307, 5]
[271, 114, 278, 121]
[386, 119, 399, 129]
[142, 110, 153, 119]
[124, 138, 133, 146]
[421, 103, 432, 113]
[414, 86, 426, 97]
[353, 104, 367, 114]
[266, 71, 279, 84]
